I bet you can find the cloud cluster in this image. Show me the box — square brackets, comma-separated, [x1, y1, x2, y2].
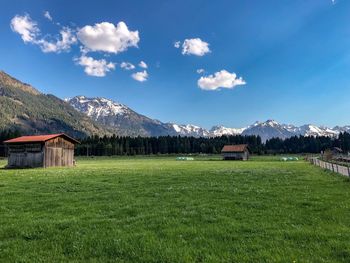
[38, 27, 77, 53]
[120, 61, 149, 81]
[132, 70, 148, 82]
[174, 38, 245, 92]
[11, 14, 145, 78]
[75, 55, 115, 77]
[120, 62, 135, 70]
[175, 38, 210, 56]
[10, 14, 76, 53]
[10, 13, 245, 90]
[197, 70, 246, 91]
[77, 22, 139, 54]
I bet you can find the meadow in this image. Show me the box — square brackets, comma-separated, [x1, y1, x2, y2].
[0, 156, 350, 262]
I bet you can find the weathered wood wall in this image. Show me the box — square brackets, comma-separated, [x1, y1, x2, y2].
[7, 143, 43, 168]
[44, 137, 74, 167]
[222, 151, 249, 160]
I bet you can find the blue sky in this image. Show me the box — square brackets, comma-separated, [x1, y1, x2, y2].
[0, 0, 349, 128]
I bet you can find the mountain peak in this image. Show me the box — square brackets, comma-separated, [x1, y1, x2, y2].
[66, 96, 129, 119]
[210, 125, 246, 136]
[260, 119, 280, 127]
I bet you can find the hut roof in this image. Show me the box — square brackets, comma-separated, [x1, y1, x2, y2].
[3, 133, 79, 144]
[221, 144, 249, 153]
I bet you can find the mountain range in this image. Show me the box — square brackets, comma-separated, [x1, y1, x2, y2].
[66, 96, 350, 141]
[1, 70, 349, 141]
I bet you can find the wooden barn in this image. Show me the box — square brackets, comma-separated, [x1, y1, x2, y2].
[4, 133, 79, 168]
[221, 144, 250, 161]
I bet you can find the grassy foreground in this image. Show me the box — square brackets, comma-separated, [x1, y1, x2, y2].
[0, 156, 350, 262]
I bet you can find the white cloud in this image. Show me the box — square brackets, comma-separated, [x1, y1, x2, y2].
[75, 55, 115, 77]
[38, 27, 77, 53]
[120, 62, 135, 70]
[10, 14, 39, 42]
[131, 70, 148, 82]
[197, 70, 246, 91]
[139, 61, 148, 69]
[197, 68, 205, 74]
[10, 14, 76, 53]
[44, 11, 52, 21]
[77, 21, 139, 54]
[174, 41, 181, 48]
[181, 38, 210, 56]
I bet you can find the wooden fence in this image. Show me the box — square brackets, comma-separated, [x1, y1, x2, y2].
[310, 158, 350, 177]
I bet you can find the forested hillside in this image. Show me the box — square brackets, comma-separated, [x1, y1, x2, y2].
[0, 71, 108, 138]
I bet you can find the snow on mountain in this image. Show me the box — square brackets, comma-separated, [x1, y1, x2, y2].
[171, 124, 210, 137]
[241, 120, 294, 142]
[65, 96, 175, 137]
[65, 96, 129, 120]
[66, 96, 349, 140]
[210, 125, 246, 136]
[333, 126, 350, 134]
[296, 124, 339, 137]
[211, 120, 347, 141]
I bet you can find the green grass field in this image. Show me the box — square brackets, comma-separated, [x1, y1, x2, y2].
[0, 156, 350, 262]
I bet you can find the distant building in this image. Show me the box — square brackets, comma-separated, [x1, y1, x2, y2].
[221, 144, 250, 161]
[4, 133, 79, 168]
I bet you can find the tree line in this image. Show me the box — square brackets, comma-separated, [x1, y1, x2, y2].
[76, 132, 350, 156]
[0, 129, 349, 157]
[76, 134, 263, 156]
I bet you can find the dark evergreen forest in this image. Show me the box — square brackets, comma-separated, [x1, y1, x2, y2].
[1, 129, 350, 157]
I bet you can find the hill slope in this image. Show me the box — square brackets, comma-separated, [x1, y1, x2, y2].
[66, 96, 178, 137]
[0, 71, 107, 138]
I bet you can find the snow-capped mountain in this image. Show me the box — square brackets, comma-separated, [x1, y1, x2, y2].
[239, 120, 343, 141]
[172, 124, 210, 137]
[295, 125, 339, 137]
[241, 120, 295, 142]
[65, 96, 177, 137]
[332, 126, 350, 134]
[66, 96, 349, 140]
[66, 96, 129, 119]
[210, 125, 246, 136]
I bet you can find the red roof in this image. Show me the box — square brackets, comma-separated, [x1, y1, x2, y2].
[3, 133, 79, 144]
[221, 144, 248, 153]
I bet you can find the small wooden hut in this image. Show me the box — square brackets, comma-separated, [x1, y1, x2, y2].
[4, 133, 79, 168]
[221, 144, 250, 161]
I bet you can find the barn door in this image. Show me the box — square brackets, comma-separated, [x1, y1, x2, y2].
[46, 147, 63, 167]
